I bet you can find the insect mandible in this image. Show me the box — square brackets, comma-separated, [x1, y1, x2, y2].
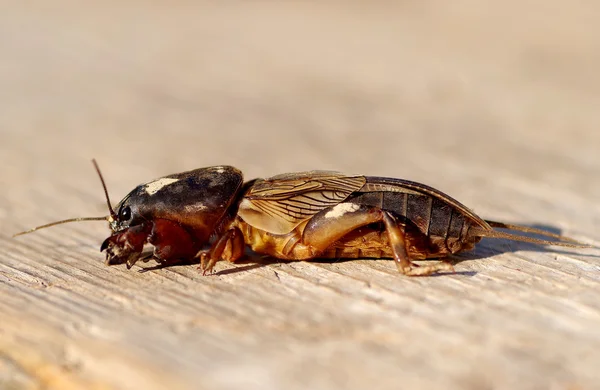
[15, 160, 591, 276]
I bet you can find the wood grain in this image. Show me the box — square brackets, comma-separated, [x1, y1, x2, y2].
[2, 1, 600, 389]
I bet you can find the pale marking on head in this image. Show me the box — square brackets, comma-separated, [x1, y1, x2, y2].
[184, 204, 208, 213]
[144, 178, 179, 195]
[206, 167, 228, 185]
[325, 203, 360, 219]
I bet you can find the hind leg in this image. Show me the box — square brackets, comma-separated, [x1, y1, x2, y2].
[288, 204, 454, 276]
[381, 212, 454, 276]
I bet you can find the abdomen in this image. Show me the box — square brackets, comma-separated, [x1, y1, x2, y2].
[331, 181, 482, 259]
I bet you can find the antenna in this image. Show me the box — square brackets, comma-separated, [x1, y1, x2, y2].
[13, 217, 109, 237]
[13, 159, 113, 237]
[92, 158, 116, 220]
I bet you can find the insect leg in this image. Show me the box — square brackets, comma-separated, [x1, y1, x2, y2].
[102, 223, 150, 267]
[148, 219, 199, 265]
[299, 204, 452, 276]
[381, 212, 454, 276]
[299, 205, 382, 257]
[198, 227, 245, 275]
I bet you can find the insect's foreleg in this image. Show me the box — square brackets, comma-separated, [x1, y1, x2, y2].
[102, 223, 150, 268]
[147, 219, 200, 265]
[198, 227, 245, 275]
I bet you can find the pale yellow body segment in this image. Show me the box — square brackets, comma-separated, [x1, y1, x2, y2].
[232, 218, 394, 260]
[231, 219, 317, 260]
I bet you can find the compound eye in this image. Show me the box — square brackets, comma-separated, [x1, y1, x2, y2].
[119, 206, 132, 221]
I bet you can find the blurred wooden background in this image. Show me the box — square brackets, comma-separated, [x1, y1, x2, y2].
[1, 1, 600, 389]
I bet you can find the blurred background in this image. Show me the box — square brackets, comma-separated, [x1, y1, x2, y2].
[1, 1, 599, 389]
[2, 1, 599, 230]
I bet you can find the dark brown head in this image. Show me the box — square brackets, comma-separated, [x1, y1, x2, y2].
[15, 161, 245, 270]
[108, 166, 243, 234]
[102, 166, 244, 267]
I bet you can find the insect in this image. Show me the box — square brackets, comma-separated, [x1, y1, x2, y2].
[15, 161, 590, 276]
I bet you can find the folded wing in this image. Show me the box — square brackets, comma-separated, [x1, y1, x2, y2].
[238, 171, 367, 234]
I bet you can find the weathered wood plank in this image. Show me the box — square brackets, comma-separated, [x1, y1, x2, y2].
[2, 1, 600, 389]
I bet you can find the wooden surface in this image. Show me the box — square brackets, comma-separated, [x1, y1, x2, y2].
[2, 2, 600, 389]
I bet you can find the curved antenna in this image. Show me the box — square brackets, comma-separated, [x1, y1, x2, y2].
[92, 159, 116, 219]
[13, 159, 115, 237]
[13, 216, 108, 237]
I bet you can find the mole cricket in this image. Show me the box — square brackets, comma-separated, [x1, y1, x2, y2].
[15, 161, 591, 276]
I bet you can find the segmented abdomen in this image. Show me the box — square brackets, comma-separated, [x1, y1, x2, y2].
[340, 189, 479, 258]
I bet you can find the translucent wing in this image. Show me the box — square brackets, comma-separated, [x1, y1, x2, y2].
[238, 171, 367, 234]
